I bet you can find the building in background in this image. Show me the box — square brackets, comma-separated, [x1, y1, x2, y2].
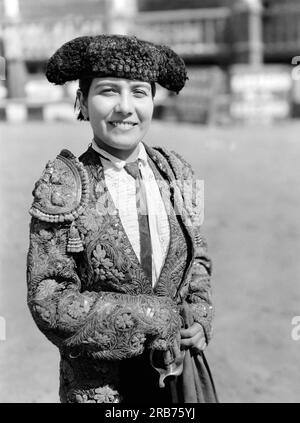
[0, 0, 299, 123]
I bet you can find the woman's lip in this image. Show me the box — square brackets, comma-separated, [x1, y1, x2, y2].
[108, 121, 138, 125]
[108, 121, 138, 131]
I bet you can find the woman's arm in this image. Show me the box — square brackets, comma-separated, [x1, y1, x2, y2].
[27, 218, 181, 360]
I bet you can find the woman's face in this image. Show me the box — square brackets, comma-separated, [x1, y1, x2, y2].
[80, 77, 154, 155]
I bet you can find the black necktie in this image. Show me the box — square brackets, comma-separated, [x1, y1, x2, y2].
[124, 160, 152, 282]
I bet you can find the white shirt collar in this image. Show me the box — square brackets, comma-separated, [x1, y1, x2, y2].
[91, 139, 148, 170]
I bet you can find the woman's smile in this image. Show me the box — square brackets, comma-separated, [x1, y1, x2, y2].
[108, 120, 138, 131]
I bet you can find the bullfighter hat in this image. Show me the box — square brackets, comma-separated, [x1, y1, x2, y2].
[45, 34, 187, 94]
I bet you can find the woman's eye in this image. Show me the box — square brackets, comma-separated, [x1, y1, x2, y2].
[100, 88, 117, 95]
[133, 90, 148, 97]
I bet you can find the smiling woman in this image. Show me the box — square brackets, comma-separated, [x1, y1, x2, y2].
[77, 77, 154, 159]
[26, 34, 218, 404]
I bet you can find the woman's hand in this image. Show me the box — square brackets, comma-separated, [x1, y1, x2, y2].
[150, 334, 185, 388]
[180, 322, 207, 353]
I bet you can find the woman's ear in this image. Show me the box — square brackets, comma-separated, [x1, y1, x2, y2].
[77, 89, 89, 120]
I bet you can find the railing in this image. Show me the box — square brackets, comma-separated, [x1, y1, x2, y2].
[130, 8, 231, 58]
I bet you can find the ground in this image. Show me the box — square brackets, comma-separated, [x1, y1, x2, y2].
[0, 120, 300, 403]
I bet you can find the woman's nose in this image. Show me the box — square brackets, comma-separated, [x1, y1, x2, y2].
[114, 92, 134, 115]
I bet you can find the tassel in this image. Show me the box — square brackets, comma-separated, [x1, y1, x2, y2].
[67, 223, 84, 253]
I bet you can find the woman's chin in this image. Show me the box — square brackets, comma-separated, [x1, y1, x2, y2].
[103, 136, 141, 151]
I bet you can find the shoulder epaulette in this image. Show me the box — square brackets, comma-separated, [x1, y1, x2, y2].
[29, 149, 89, 223]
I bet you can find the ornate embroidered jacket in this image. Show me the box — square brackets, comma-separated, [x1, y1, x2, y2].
[27, 144, 213, 403]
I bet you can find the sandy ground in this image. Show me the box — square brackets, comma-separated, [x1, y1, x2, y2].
[0, 120, 300, 403]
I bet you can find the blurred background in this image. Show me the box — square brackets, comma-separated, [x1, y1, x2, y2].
[1, 0, 300, 403]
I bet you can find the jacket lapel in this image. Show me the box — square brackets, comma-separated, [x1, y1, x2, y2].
[144, 144, 195, 250]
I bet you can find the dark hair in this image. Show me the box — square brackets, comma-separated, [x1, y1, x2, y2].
[75, 78, 93, 121]
[75, 78, 156, 121]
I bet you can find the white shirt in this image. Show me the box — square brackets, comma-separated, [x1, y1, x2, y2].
[92, 140, 170, 286]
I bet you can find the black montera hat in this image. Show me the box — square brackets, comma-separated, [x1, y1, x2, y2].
[45, 34, 187, 93]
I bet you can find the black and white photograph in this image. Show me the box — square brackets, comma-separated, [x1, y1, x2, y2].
[0, 0, 300, 406]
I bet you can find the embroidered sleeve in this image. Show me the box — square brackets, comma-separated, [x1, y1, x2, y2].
[170, 150, 214, 343]
[27, 218, 182, 360]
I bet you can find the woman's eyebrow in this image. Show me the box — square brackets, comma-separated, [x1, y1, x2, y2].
[94, 81, 120, 88]
[130, 82, 151, 89]
[93, 81, 151, 90]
